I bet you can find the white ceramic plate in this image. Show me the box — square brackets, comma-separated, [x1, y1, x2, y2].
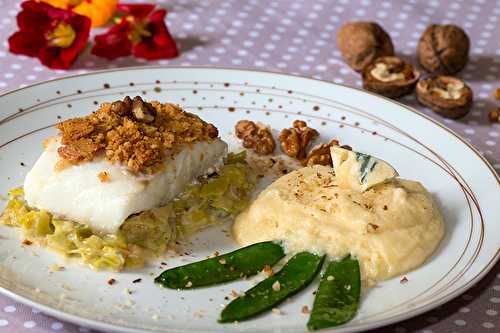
[0, 67, 498, 333]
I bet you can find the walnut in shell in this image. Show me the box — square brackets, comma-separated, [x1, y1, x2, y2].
[416, 76, 473, 119]
[362, 56, 420, 98]
[417, 24, 470, 74]
[336, 21, 394, 72]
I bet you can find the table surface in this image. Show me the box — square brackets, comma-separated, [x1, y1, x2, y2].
[0, 0, 498, 332]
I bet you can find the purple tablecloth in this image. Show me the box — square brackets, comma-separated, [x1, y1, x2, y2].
[0, 0, 498, 332]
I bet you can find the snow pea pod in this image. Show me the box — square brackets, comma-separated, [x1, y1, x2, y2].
[219, 252, 325, 323]
[155, 241, 285, 289]
[307, 255, 361, 331]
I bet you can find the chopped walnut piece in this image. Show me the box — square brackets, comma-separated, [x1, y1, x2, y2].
[132, 96, 156, 123]
[488, 108, 500, 123]
[279, 120, 319, 160]
[107, 278, 116, 285]
[98, 171, 111, 183]
[235, 120, 276, 155]
[304, 139, 340, 166]
[400, 276, 409, 284]
[301, 305, 310, 314]
[56, 96, 219, 174]
[22, 239, 33, 246]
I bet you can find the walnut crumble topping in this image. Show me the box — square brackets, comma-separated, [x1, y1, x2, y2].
[56, 96, 219, 174]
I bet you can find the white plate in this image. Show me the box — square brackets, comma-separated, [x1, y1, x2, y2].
[0, 67, 498, 333]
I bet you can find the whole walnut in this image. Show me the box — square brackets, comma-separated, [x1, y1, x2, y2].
[417, 24, 470, 74]
[337, 21, 395, 72]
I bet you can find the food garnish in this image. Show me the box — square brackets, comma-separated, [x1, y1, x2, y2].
[304, 139, 340, 167]
[417, 24, 470, 74]
[307, 256, 361, 330]
[235, 120, 276, 155]
[416, 76, 473, 119]
[331, 146, 398, 192]
[155, 241, 285, 289]
[219, 252, 325, 323]
[56, 96, 218, 174]
[362, 56, 420, 98]
[336, 21, 394, 72]
[279, 120, 319, 160]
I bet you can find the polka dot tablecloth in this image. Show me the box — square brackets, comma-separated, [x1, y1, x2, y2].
[0, 0, 499, 332]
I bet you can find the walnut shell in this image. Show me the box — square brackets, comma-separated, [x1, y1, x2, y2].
[362, 56, 420, 98]
[416, 76, 473, 119]
[417, 24, 470, 74]
[337, 21, 394, 72]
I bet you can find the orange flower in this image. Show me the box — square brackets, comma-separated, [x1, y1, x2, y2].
[34, 0, 117, 27]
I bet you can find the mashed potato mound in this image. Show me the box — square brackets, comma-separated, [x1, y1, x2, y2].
[233, 165, 444, 283]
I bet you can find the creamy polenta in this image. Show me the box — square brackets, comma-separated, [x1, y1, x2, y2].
[233, 164, 444, 283]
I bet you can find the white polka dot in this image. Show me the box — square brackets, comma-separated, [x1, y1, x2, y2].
[482, 322, 495, 329]
[493, 285, 500, 290]
[231, 58, 242, 65]
[31, 308, 41, 314]
[333, 78, 344, 84]
[254, 60, 265, 67]
[486, 309, 497, 316]
[4, 73, 14, 79]
[459, 307, 470, 313]
[0, 319, 8, 327]
[26, 75, 37, 81]
[0, 82, 7, 88]
[485, 140, 496, 146]
[422, 330, 434, 333]
[51, 322, 64, 330]
[464, 128, 475, 135]
[209, 56, 219, 63]
[454, 319, 466, 326]
[248, 31, 259, 38]
[315, 65, 327, 71]
[24, 320, 37, 328]
[3, 305, 15, 313]
[243, 40, 254, 47]
[237, 49, 248, 57]
[78, 327, 90, 332]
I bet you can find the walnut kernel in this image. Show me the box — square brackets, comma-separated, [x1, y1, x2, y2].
[279, 120, 319, 160]
[416, 76, 473, 119]
[304, 139, 340, 166]
[362, 56, 420, 98]
[235, 120, 276, 155]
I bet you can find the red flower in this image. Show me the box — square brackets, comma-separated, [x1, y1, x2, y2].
[8, 1, 90, 69]
[91, 3, 178, 60]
